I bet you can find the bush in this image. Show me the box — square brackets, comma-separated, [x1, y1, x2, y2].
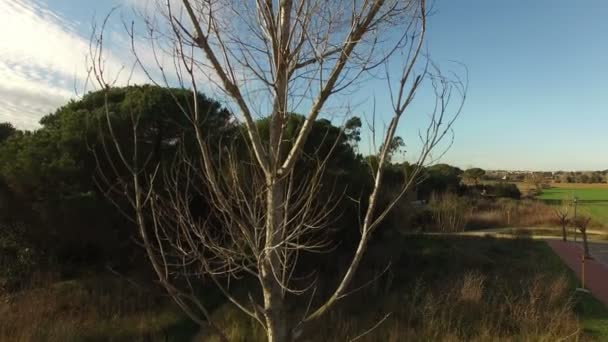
[492, 182, 521, 199]
[0, 223, 39, 291]
[465, 183, 521, 199]
[408, 207, 434, 232]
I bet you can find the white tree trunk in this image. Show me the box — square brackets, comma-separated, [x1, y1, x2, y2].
[262, 179, 290, 342]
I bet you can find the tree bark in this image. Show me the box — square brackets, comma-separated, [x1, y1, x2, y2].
[561, 222, 567, 242]
[581, 229, 590, 259]
[261, 179, 290, 342]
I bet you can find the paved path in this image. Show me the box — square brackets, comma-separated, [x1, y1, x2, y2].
[588, 242, 608, 266]
[457, 226, 608, 241]
[547, 240, 608, 307]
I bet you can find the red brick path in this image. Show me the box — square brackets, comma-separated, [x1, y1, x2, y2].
[547, 240, 608, 307]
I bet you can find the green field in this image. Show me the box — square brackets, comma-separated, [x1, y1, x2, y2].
[538, 187, 608, 227]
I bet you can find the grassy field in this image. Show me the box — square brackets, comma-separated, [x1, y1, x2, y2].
[538, 185, 608, 227]
[2, 235, 607, 341]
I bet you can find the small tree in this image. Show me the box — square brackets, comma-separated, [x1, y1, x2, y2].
[573, 216, 592, 259]
[0, 122, 18, 143]
[88, 1, 466, 340]
[526, 172, 545, 193]
[463, 167, 485, 185]
[553, 202, 569, 242]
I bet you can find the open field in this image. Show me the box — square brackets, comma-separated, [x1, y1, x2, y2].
[3, 235, 607, 341]
[538, 186, 608, 227]
[550, 183, 608, 189]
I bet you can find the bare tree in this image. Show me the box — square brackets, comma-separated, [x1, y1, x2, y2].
[526, 172, 545, 194]
[88, 0, 466, 341]
[574, 216, 591, 259]
[553, 201, 569, 242]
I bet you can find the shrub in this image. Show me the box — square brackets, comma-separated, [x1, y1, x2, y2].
[0, 223, 39, 291]
[492, 182, 521, 199]
[408, 207, 434, 232]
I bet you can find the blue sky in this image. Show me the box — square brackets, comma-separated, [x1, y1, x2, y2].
[424, 0, 608, 171]
[0, 0, 606, 171]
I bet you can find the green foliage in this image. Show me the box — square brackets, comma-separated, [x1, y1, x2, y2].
[491, 182, 521, 199]
[254, 113, 372, 247]
[344, 116, 361, 147]
[0, 85, 233, 274]
[0, 123, 19, 143]
[379, 136, 405, 162]
[467, 182, 521, 199]
[0, 223, 38, 291]
[417, 163, 463, 198]
[463, 167, 486, 185]
[0, 88, 376, 283]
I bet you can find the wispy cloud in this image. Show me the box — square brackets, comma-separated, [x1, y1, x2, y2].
[0, 0, 246, 130]
[0, 0, 149, 129]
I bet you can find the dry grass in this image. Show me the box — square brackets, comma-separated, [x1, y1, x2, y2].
[512, 181, 538, 195]
[467, 198, 559, 229]
[199, 272, 579, 342]
[322, 275, 576, 342]
[466, 197, 606, 230]
[0, 274, 194, 342]
[409, 188, 577, 232]
[199, 236, 589, 341]
[423, 194, 564, 231]
[429, 192, 470, 232]
[0, 236, 600, 342]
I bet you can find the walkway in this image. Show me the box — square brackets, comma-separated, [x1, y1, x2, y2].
[587, 242, 608, 266]
[547, 240, 608, 307]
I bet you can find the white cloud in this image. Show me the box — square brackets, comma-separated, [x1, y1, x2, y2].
[0, 0, 150, 130]
[0, 0, 244, 130]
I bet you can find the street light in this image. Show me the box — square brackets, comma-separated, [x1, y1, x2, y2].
[573, 196, 579, 242]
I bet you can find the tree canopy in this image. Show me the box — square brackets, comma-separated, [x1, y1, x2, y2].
[463, 167, 486, 185]
[0, 85, 233, 269]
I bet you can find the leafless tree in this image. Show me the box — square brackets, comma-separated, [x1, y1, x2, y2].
[88, 0, 466, 341]
[526, 172, 545, 194]
[573, 216, 591, 259]
[553, 201, 569, 242]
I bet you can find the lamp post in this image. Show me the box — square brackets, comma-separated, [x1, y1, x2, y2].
[573, 196, 578, 242]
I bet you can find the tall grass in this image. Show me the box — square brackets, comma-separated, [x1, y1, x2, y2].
[424, 193, 598, 231]
[423, 194, 564, 232]
[0, 274, 195, 341]
[304, 273, 577, 342]
[467, 198, 559, 229]
[428, 192, 470, 232]
[199, 236, 586, 341]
